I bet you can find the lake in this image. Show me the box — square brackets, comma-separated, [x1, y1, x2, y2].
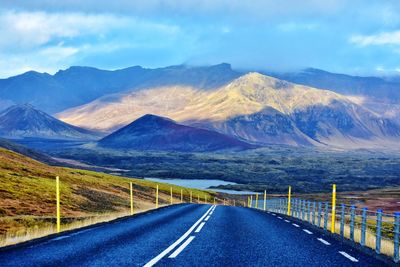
[144, 178, 256, 195]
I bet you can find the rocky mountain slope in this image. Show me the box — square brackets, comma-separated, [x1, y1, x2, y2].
[268, 68, 400, 124]
[0, 104, 101, 140]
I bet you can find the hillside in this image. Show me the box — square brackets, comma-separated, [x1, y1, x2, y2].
[98, 114, 255, 152]
[0, 104, 101, 140]
[0, 137, 57, 165]
[0, 147, 214, 245]
[59, 72, 400, 149]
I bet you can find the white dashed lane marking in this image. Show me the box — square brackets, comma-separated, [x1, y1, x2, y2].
[292, 223, 300, 227]
[339, 251, 359, 262]
[303, 229, 313, 234]
[317, 238, 331, 245]
[195, 222, 206, 233]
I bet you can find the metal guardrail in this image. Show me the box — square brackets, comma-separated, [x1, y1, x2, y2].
[248, 193, 400, 263]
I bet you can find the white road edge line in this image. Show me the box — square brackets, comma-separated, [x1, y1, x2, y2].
[339, 251, 359, 262]
[317, 238, 330, 245]
[195, 222, 206, 233]
[51, 236, 70, 241]
[168, 236, 196, 258]
[292, 223, 300, 227]
[69, 228, 94, 236]
[205, 216, 211, 221]
[303, 229, 313, 234]
[143, 205, 214, 267]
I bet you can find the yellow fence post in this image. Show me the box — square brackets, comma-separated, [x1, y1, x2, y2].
[247, 196, 250, 207]
[181, 189, 183, 203]
[214, 197, 216, 205]
[233, 199, 236, 206]
[156, 185, 159, 209]
[56, 176, 60, 233]
[198, 194, 200, 203]
[255, 193, 259, 209]
[331, 184, 337, 233]
[263, 190, 266, 211]
[223, 199, 226, 205]
[190, 191, 192, 203]
[287, 186, 291, 216]
[204, 195, 207, 204]
[130, 182, 134, 215]
[170, 187, 173, 205]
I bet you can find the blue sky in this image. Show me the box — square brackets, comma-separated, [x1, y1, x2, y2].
[1, 0, 400, 78]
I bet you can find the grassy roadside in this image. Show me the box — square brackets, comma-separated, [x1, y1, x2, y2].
[0, 148, 216, 247]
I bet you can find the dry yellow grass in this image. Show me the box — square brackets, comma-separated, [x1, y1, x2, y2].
[285, 210, 396, 258]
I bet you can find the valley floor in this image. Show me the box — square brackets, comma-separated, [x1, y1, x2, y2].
[41, 143, 400, 197]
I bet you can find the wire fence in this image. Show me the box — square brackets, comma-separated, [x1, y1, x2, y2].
[249, 196, 400, 263]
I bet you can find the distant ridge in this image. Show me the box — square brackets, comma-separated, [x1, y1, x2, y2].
[0, 104, 101, 140]
[0, 63, 241, 113]
[97, 114, 256, 152]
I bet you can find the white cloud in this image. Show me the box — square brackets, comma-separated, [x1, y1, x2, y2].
[350, 31, 400, 46]
[371, 66, 400, 76]
[0, 9, 182, 77]
[1, 0, 346, 18]
[0, 10, 179, 50]
[277, 22, 318, 32]
[0, 10, 125, 49]
[39, 45, 79, 58]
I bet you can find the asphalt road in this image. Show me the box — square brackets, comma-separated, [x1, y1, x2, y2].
[0, 204, 391, 266]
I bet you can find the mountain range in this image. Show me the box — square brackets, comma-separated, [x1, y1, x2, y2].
[1, 63, 400, 150]
[0, 63, 240, 114]
[59, 72, 400, 149]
